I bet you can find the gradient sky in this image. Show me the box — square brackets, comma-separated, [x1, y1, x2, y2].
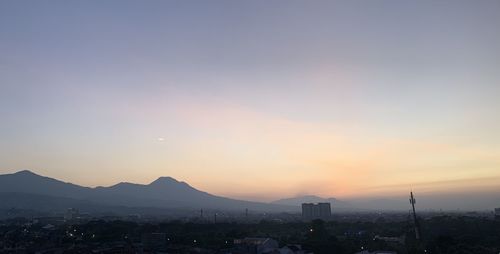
[1, 0, 499, 202]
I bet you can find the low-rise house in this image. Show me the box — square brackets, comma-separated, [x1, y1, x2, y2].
[233, 238, 279, 254]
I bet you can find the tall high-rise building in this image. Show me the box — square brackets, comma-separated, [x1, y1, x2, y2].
[64, 208, 79, 221]
[302, 203, 331, 220]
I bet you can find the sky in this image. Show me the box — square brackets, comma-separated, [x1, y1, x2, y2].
[1, 0, 499, 202]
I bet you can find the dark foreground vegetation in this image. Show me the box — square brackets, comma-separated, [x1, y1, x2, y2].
[1, 214, 499, 253]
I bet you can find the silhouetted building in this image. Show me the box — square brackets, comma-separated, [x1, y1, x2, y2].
[142, 233, 167, 251]
[278, 244, 307, 254]
[495, 208, 500, 219]
[42, 224, 56, 230]
[301, 203, 331, 220]
[34, 216, 65, 225]
[64, 208, 79, 221]
[233, 237, 278, 254]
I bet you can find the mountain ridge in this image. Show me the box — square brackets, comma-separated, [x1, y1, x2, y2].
[0, 170, 296, 213]
[1, 170, 498, 212]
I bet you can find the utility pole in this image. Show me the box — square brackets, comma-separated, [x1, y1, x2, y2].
[200, 209, 203, 218]
[214, 213, 217, 224]
[409, 191, 421, 240]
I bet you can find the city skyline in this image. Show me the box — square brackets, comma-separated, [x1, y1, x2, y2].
[1, 1, 500, 202]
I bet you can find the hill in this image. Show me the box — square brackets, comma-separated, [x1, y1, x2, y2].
[0, 170, 294, 214]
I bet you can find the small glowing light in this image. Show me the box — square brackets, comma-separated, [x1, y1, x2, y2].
[157, 137, 165, 142]
[309, 229, 313, 232]
[193, 239, 197, 243]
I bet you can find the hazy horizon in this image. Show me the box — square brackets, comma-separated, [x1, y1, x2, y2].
[1, 1, 500, 205]
[1, 169, 499, 211]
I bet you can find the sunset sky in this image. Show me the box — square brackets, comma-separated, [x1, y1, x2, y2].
[1, 0, 499, 201]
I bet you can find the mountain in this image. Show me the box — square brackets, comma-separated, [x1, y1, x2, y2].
[94, 176, 293, 211]
[0, 192, 220, 221]
[0, 170, 294, 214]
[346, 198, 408, 211]
[0, 170, 93, 198]
[271, 195, 363, 212]
[272, 195, 351, 207]
[272, 195, 336, 205]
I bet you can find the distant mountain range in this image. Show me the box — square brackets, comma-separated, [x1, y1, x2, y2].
[271, 195, 345, 206]
[0, 170, 295, 215]
[271, 195, 362, 212]
[1, 170, 497, 216]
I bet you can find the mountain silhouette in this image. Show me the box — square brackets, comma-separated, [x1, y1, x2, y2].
[271, 195, 359, 212]
[0, 170, 293, 214]
[0, 170, 93, 198]
[271, 195, 343, 206]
